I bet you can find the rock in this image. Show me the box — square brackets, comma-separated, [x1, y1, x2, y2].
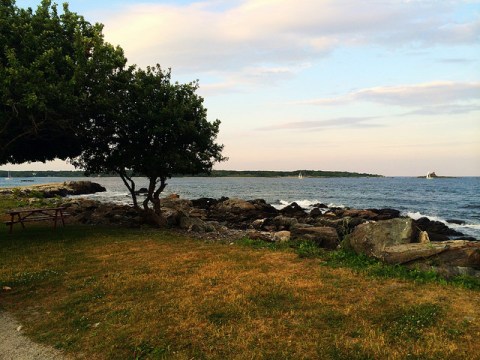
[248, 199, 279, 215]
[215, 198, 256, 213]
[340, 209, 379, 220]
[191, 197, 219, 209]
[380, 243, 448, 264]
[418, 231, 430, 244]
[425, 241, 480, 269]
[246, 230, 273, 242]
[291, 226, 339, 249]
[312, 203, 329, 209]
[135, 187, 148, 195]
[280, 202, 307, 217]
[446, 219, 466, 225]
[1, 181, 106, 198]
[414, 217, 464, 241]
[372, 208, 401, 220]
[179, 216, 209, 232]
[273, 231, 291, 243]
[160, 197, 193, 212]
[309, 208, 323, 217]
[271, 216, 299, 230]
[66, 181, 106, 195]
[344, 218, 416, 258]
[252, 219, 266, 230]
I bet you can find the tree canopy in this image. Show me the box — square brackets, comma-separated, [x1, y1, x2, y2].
[0, 0, 128, 164]
[73, 66, 226, 216]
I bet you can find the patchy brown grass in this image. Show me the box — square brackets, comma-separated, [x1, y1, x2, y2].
[1, 225, 479, 359]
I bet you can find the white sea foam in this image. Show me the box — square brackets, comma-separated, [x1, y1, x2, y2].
[406, 211, 446, 223]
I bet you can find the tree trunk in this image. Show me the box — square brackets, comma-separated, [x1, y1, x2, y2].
[119, 172, 138, 208]
[143, 177, 157, 212]
[152, 177, 167, 215]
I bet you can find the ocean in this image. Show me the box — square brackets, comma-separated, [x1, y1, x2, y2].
[1, 176, 479, 239]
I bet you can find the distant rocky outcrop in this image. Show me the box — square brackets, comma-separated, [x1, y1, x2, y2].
[0, 181, 106, 197]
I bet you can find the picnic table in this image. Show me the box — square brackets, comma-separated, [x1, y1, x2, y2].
[5, 207, 69, 233]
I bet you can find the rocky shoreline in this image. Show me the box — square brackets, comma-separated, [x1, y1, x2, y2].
[3, 181, 479, 278]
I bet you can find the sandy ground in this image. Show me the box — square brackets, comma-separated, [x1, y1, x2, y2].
[0, 312, 67, 360]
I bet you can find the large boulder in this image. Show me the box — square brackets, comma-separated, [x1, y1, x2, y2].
[344, 218, 416, 258]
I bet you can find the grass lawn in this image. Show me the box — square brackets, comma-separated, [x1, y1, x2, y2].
[1, 224, 480, 360]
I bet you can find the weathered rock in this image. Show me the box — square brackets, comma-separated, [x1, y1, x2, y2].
[418, 231, 430, 244]
[271, 216, 299, 230]
[309, 208, 323, 217]
[191, 197, 219, 209]
[372, 208, 401, 220]
[246, 230, 274, 242]
[251, 218, 266, 230]
[280, 202, 307, 217]
[446, 219, 466, 225]
[179, 215, 211, 232]
[344, 218, 416, 258]
[0, 181, 106, 198]
[425, 241, 480, 269]
[292, 226, 339, 249]
[214, 198, 257, 213]
[380, 243, 449, 264]
[273, 231, 291, 243]
[312, 203, 329, 209]
[160, 197, 193, 212]
[248, 199, 279, 215]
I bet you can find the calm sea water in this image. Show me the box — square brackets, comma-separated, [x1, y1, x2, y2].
[1, 176, 479, 238]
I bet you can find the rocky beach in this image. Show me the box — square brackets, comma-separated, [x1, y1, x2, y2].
[3, 181, 478, 279]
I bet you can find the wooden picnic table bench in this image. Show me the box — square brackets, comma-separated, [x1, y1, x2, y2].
[4, 207, 70, 233]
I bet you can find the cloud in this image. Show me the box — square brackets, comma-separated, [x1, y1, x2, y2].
[257, 116, 381, 131]
[294, 81, 480, 107]
[401, 104, 480, 116]
[102, 0, 480, 74]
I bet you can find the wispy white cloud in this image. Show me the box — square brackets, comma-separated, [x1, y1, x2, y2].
[257, 116, 381, 131]
[293, 81, 480, 107]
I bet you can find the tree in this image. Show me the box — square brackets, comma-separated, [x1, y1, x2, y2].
[0, 0, 128, 164]
[73, 65, 226, 219]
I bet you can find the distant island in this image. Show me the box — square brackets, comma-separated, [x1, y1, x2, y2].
[0, 170, 383, 178]
[417, 172, 457, 179]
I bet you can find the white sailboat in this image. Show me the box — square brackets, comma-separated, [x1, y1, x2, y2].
[5, 171, 12, 180]
[298, 172, 304, 179]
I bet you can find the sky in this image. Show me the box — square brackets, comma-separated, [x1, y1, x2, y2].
[5, 0, 480, 176]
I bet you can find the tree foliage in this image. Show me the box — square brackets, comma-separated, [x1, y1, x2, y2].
[74, 66, 226, 216]
[0, 0, 127, 164]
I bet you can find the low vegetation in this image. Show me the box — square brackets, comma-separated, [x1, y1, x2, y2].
[1, 221, 479, 359]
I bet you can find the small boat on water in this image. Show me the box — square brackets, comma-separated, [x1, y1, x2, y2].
[298, 172, 304, 179]
[5, 171, 12, 180]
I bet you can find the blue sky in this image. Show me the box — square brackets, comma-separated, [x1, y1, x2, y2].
[8, 0, 480, 175]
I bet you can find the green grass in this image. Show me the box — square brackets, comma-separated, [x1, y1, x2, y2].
[1, 218, 479, 359]
[285, 238, 480, 290]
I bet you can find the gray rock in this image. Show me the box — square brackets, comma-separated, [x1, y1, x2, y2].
[344, 218, 416, 258]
